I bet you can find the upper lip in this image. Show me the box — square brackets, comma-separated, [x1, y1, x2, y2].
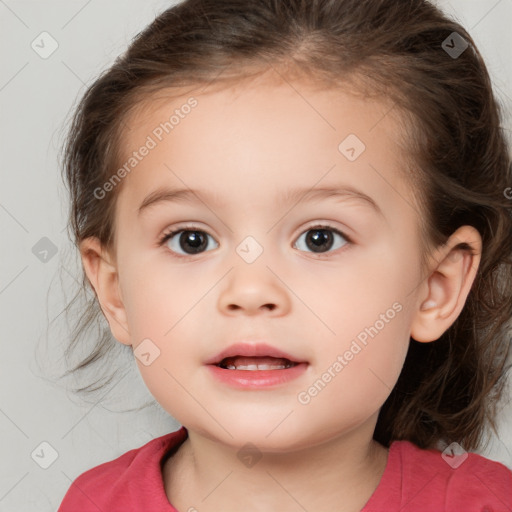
[204, 342, 306, 365]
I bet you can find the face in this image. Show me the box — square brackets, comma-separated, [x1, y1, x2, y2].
[109, 72, 428, 451]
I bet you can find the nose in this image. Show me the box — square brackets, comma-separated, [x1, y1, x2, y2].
[217, 263, 292, 316]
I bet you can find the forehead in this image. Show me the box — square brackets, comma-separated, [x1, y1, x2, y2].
[115, 73, 417, 220]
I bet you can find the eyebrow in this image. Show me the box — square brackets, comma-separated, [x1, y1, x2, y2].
[137, 185, 383, 218]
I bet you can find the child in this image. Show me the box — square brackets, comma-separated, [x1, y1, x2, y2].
[57, 0, 512, 510]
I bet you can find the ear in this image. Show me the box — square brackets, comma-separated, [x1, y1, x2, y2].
[79, 237, 131, 346]
[410, 225, 482, 343]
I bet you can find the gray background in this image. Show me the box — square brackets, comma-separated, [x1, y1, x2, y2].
[1, 0, 511, 510]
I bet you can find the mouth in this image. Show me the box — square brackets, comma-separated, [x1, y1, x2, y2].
[204, 342, 307, 370]
[205, 345, 309, 388]
[215, 356, 299, 371]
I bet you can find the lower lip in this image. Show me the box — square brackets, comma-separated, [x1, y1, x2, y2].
[206, 363, 308, 389]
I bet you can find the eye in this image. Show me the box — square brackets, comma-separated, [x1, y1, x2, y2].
[159, 224, 350, 258]
[294, 225, 350, 254]
[159, 227, 219, 257]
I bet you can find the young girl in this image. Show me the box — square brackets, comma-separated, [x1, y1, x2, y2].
[57, 0, 512, 510]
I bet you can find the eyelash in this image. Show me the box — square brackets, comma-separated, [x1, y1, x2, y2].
[158, 223, 352, 259]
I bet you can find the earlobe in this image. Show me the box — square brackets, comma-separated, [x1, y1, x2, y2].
[410, 225, 482, 343]
[79, 237, 131, 346]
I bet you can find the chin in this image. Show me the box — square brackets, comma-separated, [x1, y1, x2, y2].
[192, 416, 315, 453]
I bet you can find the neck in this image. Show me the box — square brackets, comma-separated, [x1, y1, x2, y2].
[163, 417, 389, 512]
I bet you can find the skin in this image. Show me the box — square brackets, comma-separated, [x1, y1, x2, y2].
[80, 68, 482, 512]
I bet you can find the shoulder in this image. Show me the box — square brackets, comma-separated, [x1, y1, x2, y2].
[58, 427, 187, 512]
[396, 440, 512, 510]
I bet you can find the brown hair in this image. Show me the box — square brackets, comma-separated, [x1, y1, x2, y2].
[54, 0, 512, 450]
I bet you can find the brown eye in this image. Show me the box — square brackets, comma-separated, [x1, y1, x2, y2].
[294, 226, 348, 254]
[161, 229, 218, 256]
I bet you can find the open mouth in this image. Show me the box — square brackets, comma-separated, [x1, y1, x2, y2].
[215, 356, 298, 371]
[206, 349, 308, 388]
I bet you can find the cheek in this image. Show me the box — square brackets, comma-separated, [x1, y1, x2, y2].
[303, 245, 419, 345]
[297, 312, 411, 432]
[134, 355, 198, 427]
[120, 254, 218, 341]
[298, 245, 418, 409]
[119, 256, 218, 415]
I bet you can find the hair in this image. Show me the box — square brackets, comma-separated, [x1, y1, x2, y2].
[55, 0, 512, 451]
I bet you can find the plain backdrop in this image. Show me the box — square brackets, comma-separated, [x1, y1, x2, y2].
[1, 0, 511, 510]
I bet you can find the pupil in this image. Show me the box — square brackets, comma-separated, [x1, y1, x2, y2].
[180, 231, 207, 254]
[307, 229, 333, 253]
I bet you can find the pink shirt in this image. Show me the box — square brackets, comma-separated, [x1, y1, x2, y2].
[58, 426, 512, 511]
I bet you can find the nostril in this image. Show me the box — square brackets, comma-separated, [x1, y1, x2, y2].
[225, 303, 277, 311]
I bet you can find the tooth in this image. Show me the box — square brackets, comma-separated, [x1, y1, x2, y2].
[218, 356, 299, 370]
[256, 364, 285, 370]
[227, 363, 288, 370]
[241, 364, 259, 370]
